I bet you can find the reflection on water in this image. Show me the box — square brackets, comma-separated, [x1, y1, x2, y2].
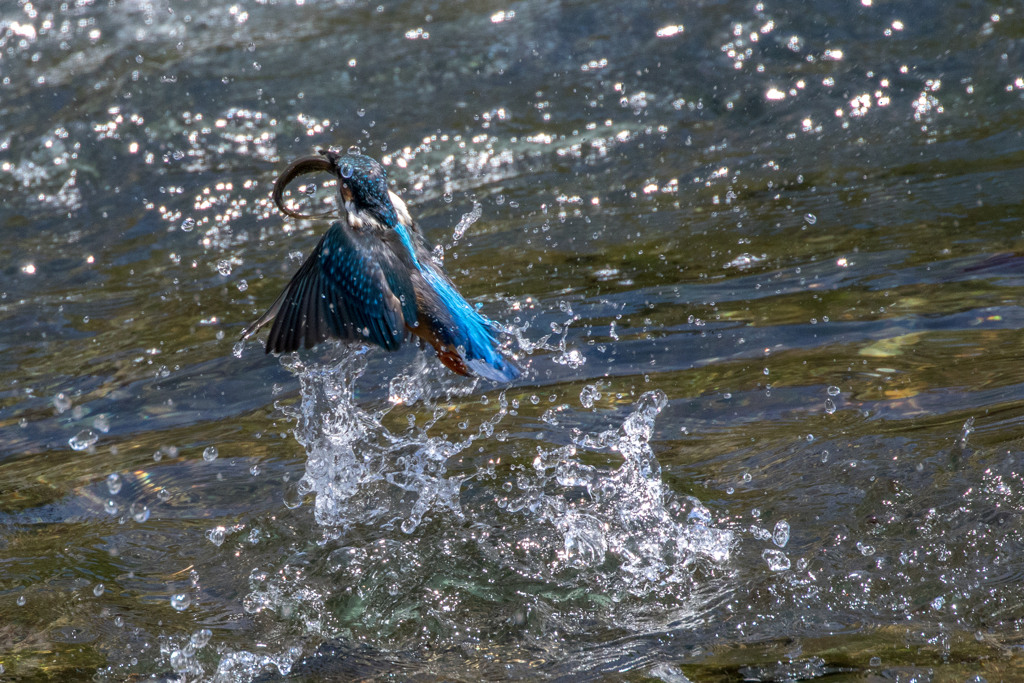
[2, 0, 1024, 680]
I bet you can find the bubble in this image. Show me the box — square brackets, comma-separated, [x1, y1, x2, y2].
[857, 541, 875, 556]
[170, 592, 191, 611]
[806, 434, 814, 442]
[217, 260, 232, 276]
[203, 446, 218, 462]
[530, 395, 540, 405]
[762, 548, 791, 571]
[69, 429, 99, 451]
[237, 279, 248, 292]
[130, 502, 150, 523]
[93, 583, 105, 597]
[804, 213, 817, 224]
[825, 398, 836, 414]
[340, 162, 353, 178]
[93, 414, 111, 433]
[105, 500, 118, 515]
[827, 385, 841, 396]
[181, 217, 196, 232]
[17, 595, 26, 606]
[157, 488, 172, 502]
[763, 367, 769, 375]
[53, 392, 72, 413]
[869, 657, 881, 667]
[250, 464, 260, 476]
[114, 616, 124, 628]
[443, 192, 453, 203]
[107, 473, 122, 495]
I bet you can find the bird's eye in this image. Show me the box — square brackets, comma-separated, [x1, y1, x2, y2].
[340, 162, 353, 179]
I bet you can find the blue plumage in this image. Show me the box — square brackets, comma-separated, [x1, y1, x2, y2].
[240, 150, 520, 383]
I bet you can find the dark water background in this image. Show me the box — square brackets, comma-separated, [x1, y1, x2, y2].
[3, 0, 1024, 680]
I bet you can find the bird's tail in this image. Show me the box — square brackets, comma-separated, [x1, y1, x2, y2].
[421, 269, 520, 382]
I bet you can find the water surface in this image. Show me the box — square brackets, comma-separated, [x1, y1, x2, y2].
[2, 0, 1024, 681]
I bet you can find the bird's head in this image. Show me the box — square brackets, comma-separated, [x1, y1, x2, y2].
[273, 148, 410, 229]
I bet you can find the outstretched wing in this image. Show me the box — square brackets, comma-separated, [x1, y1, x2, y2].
[240, 222, 417, 354]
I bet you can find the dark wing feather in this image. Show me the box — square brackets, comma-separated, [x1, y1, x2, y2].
[241, 221, 418, 354]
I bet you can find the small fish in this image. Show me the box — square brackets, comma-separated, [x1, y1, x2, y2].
[241, 149, 519, 382]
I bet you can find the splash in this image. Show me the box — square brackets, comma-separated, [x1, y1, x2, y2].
[279, 346, 731, 588]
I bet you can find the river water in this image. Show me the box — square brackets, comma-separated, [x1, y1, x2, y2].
[2, 0, 1024, 681]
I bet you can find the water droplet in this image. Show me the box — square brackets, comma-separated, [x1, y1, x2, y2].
[804, 213, 817, 224]
[742, 472, 752, 482]
[203, 446, 218, 462]
[206, 526, 226, 546]
[93, 583, 105, 597]
[825, 398, 836, 414]
[773, 520, 790, 547]
[301, 182, 317, 196]
[18, 418, 27, 428]
[762, 548, 791, 571]
[806, 433, 814, 442]
[856, 541, 875, 556]
[107, 473, 122, 495]
[105, 500, 118, 515]
[191, 628, 213, 648]
[250, 464, 260, 476]
[827, 385, 841, 396]
[216, 260, 232, 276]
[181, 217, 196, 232]
[443, 192, 453, 203]
[157, 488, 172, 502]
[763, 367, 769, 375]
[340, 162, 353, 178]
[69, 429, 99, 451]
[236, 279, 248, 292]
[114, 616, 124, 628]
[869, 656, 881, 667]
[579, 384, 601, 409]
[93, 414, 111, 433]
[130, 502, 150, 523]
[17, 595, 26, 606]
[356, 109, 366, 117]
[53, 392, 72, 413]
[496, 194, 505, 205]
[169, 650, 189, 672]
[283, 484, 303, 509]
[170, 592, 191, 611]
[232, 341, 244, 358]
[530, 395, 540, 405]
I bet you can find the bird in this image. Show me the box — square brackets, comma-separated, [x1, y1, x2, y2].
[240, 149, 520, 383]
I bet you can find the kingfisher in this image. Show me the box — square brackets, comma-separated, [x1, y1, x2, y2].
[240, 149, 520, 382]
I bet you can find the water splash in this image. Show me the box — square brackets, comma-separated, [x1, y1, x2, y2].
[452, 200, 482, 241]
[275, 349, 731, 604]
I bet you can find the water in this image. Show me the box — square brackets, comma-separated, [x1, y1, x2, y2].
[2, 0, 1024, 680]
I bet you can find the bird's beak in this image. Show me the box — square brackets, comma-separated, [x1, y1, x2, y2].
[272, 154, 336, 219]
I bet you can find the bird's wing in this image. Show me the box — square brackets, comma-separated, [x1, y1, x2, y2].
[242, 222, 416, 354]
